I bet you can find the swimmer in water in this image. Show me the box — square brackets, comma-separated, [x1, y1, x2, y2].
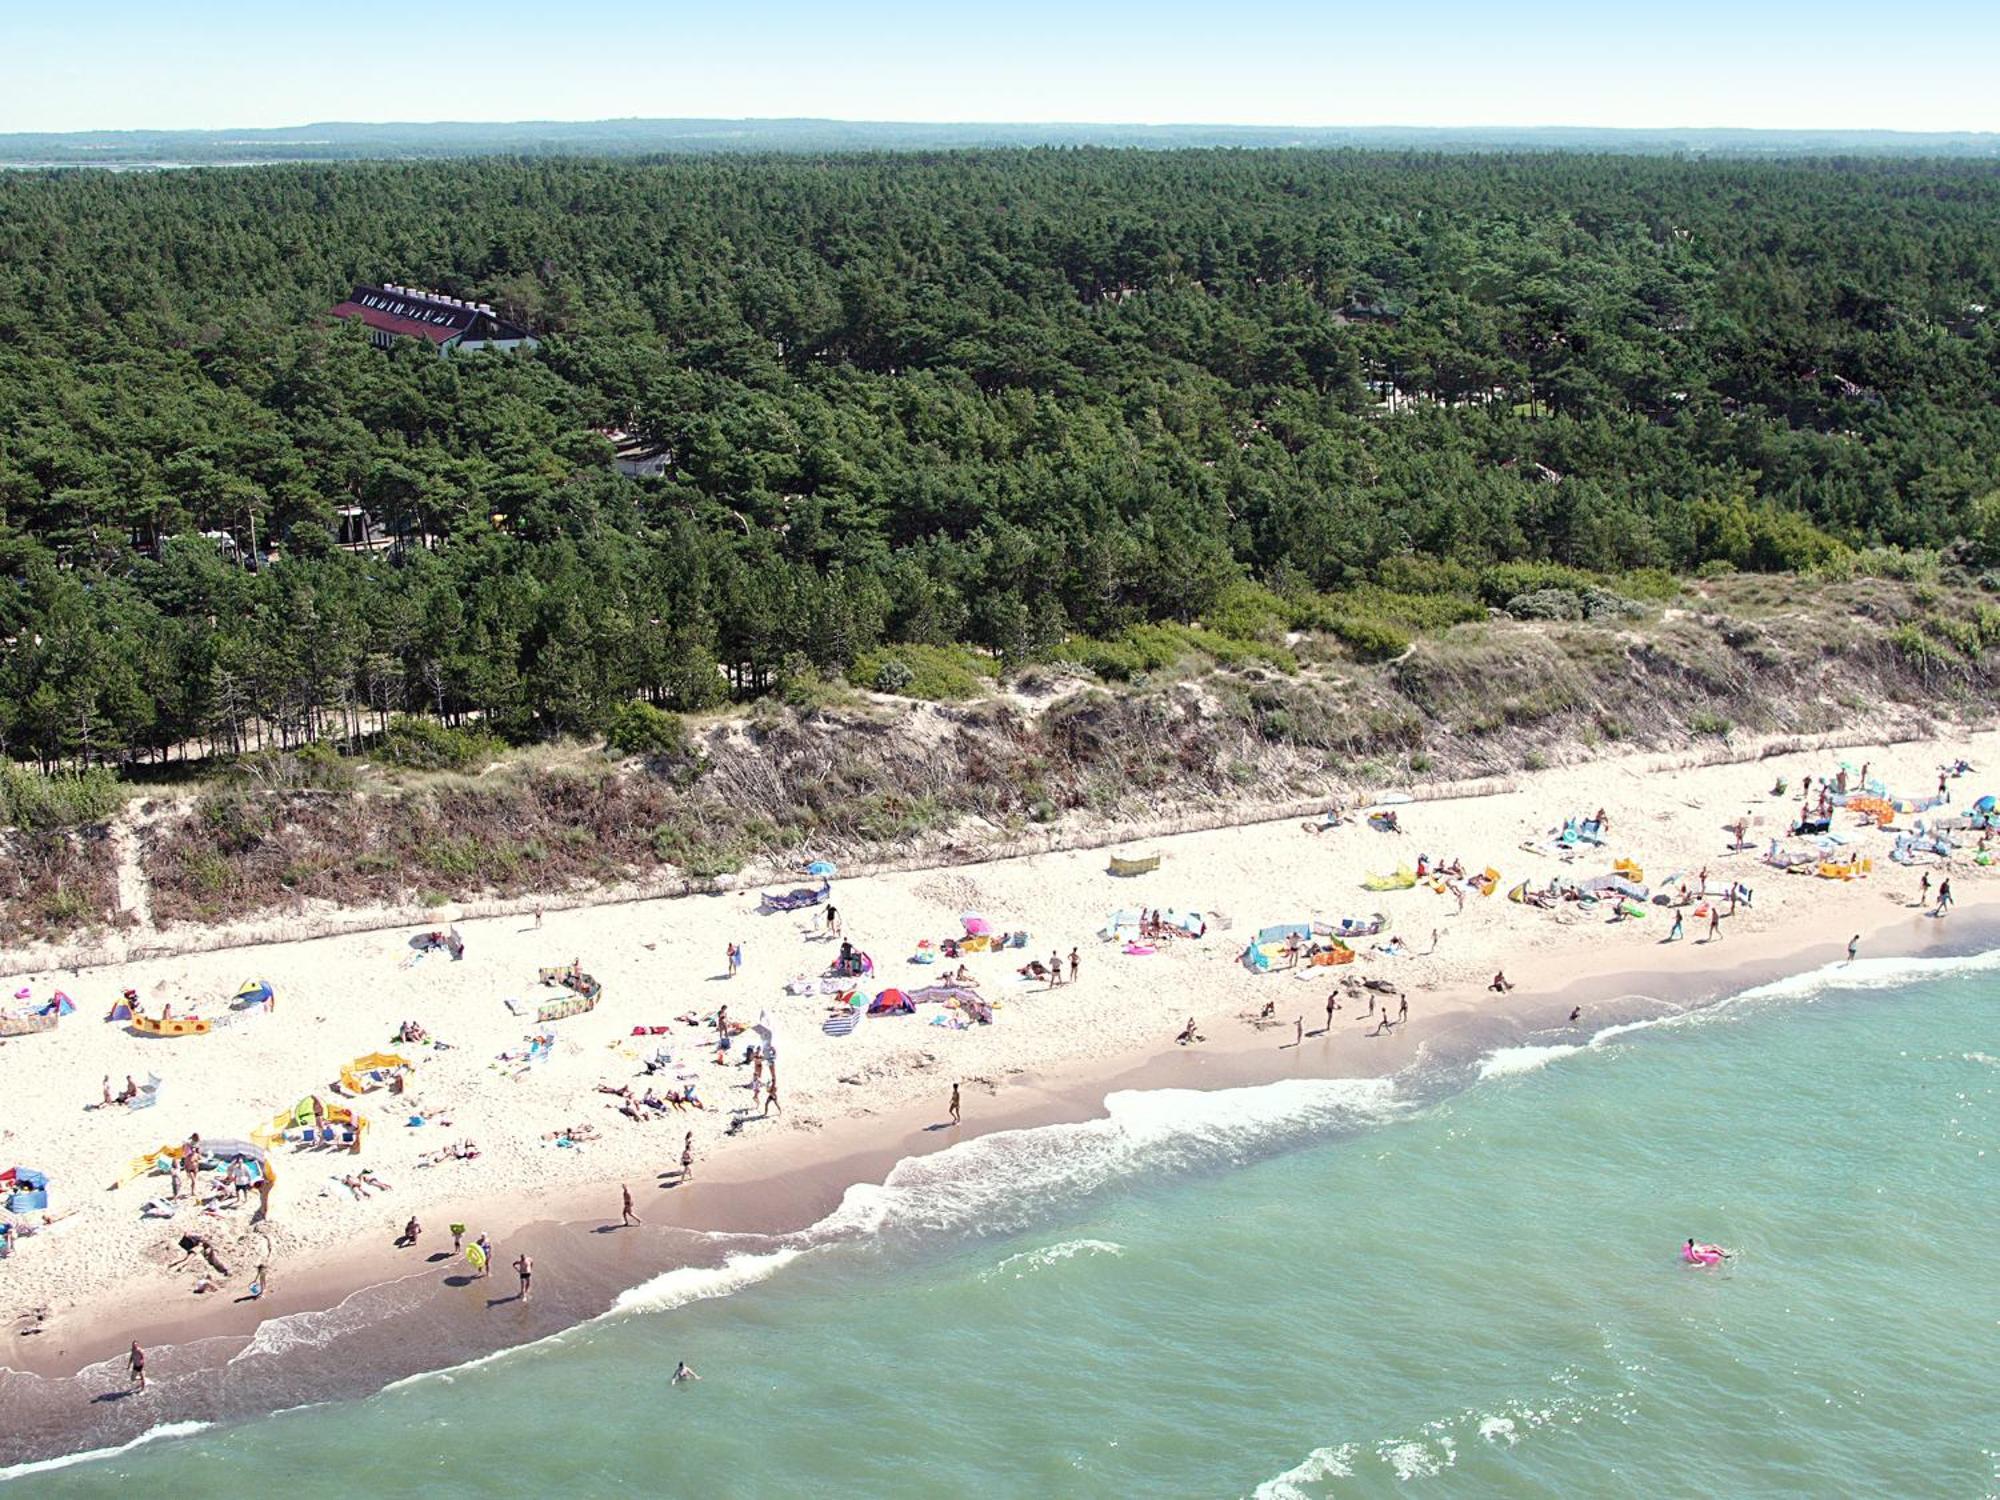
[673, 1360, 701, 1384]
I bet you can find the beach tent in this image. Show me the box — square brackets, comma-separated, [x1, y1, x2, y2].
[235, 979, 274, 1007]
[868, 988, 916, 1015]
[4, 1167, 49, 1214]
[961, 914, 992, 936]
[106, 996, 135, 1022]
[1100, 910, 1143, 938]
[38, 992, 75, 1018]
[807, 860, 838, 877]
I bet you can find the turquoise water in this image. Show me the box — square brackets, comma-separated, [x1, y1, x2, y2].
[11, 955, 1997, 1496]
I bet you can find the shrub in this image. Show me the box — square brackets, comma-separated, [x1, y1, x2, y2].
[1688, 710, 1732, 737]
[1477, 561, 1600, 606]
[1202, 580, 1291, 642]
[850, 643, 995, 700]
[1330, 615, 1411, 662]
[605, 702, 691, 757]
[0, 763, 124, 831]
[375, 715, 502, 773]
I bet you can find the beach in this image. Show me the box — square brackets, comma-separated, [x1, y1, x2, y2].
[2, 730, 1994, 1468]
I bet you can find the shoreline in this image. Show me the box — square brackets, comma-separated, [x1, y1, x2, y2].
[3, 731, 1996, 1469]
[4, 900, 1995, 1472]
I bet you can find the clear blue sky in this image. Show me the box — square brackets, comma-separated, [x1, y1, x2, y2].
[5, 0, 1996, 134]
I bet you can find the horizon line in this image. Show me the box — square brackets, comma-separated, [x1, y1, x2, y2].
[6, 114, 1999, 141]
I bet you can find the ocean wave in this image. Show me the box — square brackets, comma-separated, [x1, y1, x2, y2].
[1249, 1443, 1357, 1498]
[808, 1076, 1404, 1249]
[0, 1421, 211, 1484]
[1477, 943, 2000, 1084]
[1477, 1042, 1584, 1079]
[982, 1238, 1124, 1280]
[229, 1276, 430, 1366]
[608, 1246, 805, 1318]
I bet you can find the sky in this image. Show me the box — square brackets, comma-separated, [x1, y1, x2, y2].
[4, 0, 1997, 135]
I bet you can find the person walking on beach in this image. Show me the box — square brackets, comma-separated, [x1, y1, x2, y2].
[680, 1132, 695, 1183]
[1294, 1017, 1304, 1046]
[1326, 992, 1339, 1030]
[1569, 1006, 1582, 1024]
[1398, 995, 1409, 1025]
[1669, 911, 1684, 942]
[1935, 877, 1954, 916]
[1919, 871, 1931, 907]
[949, 1082, 961, 1125]
[826, 903, 839, 937]
[763, 1078, 781, 1115]
[622, 1185, 641, 1227]
[476, 1234, 492, 1278]
[1707, 908, 1722, 942]
[513, 1254, 533, 1302]
[128, 1341, 147, 1392]
[1847, 935, 1860, 963]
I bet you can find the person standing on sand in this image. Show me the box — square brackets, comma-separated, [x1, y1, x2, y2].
[681, 1132, 695, 1183]
[1399, 995, 1409, 1024]
[513, 1254, 533, 1302]
[129, 1341, 147, 1391]
[826, 903, 839, 936]
[726, 942, 741, 978]
[476, 1234, 492, 1277]
[622, 1185, 641, 1227]
[1708, 908, 1723, 941]
[1669, 911, 1684, 942]
[1069, 948, 1080, 984]
[1847, 935, 1860, 962]
[1294, 1017, 1303, 1046]
[1326, 993, 1338, 1029]
[949, 1082, 961, 1125]
[534, 906, 543, 929]
[1919, 872, 1932, 906]
[763, 1078, 781, 1115]
[1049, 951, 1063, 988]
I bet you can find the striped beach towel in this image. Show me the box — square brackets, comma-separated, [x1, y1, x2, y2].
[821, 1012, 862, 1038]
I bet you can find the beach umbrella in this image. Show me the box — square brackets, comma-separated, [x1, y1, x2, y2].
[808, 860, 837, 877]
[1975, 795, 1996, 813]
[960, 914, 992, 936]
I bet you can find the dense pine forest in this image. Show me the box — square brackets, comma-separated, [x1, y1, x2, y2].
[3, 149, 1999, 768]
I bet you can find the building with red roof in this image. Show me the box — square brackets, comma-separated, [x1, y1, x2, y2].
[329, 284, 537, 355]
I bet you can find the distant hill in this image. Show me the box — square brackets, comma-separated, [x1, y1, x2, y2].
[4, 116, 1999, 166]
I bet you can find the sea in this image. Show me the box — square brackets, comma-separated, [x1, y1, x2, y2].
[5, 949, 1994, 1496]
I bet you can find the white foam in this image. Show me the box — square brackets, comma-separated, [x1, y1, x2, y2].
[1478, 1043, 1582, 1079]
[983, 1239, 1124, 1280]
[1250, 1443, 1356, 1498]
[807, 1076, 1403, 1248]
[1379, 1438, 1447, 1480]
[1477, 944, 2000, 1084]
[1478, 1414, 1518, 1445]
[607, 1246, 804, 1317]
[0, 1421, 211, 1483]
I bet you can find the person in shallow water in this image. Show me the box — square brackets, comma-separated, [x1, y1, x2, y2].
[673, 1360, 700, 1384]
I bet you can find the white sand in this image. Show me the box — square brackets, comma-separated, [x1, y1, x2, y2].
[2, 731, 1992, 1334]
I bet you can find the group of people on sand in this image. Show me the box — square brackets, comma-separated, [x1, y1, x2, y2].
[599, 1082, 703, 1119]
[1018, 949, 1081, 987]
